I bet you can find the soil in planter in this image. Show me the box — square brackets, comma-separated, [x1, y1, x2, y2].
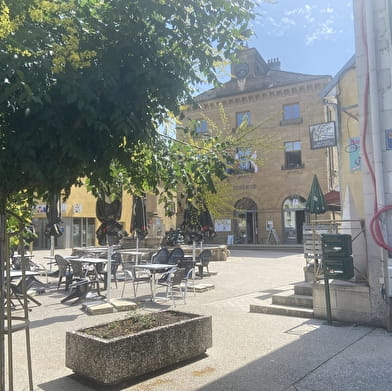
[83, 311, 196, 339]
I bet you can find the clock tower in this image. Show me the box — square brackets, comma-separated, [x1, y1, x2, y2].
[231, 47, 270, 80]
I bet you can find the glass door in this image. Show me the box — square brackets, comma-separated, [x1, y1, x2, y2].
[72, 218, 96, 247]
[282, 196, 306, 244]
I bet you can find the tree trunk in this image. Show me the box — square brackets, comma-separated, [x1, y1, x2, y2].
[0, 204, 8, 390]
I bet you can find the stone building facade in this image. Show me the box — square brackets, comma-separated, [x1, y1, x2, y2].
[182, 48, 332, 245]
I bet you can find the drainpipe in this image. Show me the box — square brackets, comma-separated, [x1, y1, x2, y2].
[365, 1, 386, 210]
[364, 1, 390, 325]
[323, 99, 342, 197]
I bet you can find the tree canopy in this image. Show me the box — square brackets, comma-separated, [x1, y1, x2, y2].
[0, 0, 255, 206]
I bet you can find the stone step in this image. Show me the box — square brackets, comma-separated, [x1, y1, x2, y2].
[294, 282, 313, 296]
[271, 291, 313, 308]
[250, 303, 314, 318]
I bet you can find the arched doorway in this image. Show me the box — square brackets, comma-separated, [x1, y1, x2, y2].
[282, 195, 306, 244]
[234, 198, 258, 244]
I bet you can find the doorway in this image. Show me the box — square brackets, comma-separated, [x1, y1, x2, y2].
[282, 196, 306, 244]
[72, 218, 96, 247]
[234, 198, 258, 244]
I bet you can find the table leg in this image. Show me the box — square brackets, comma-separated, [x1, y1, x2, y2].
[91, 266, 103, 297]
[95, 269, 102, 296]
[151, 272, 156, 302]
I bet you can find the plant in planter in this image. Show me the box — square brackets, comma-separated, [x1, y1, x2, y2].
[66, 310, 212, 385]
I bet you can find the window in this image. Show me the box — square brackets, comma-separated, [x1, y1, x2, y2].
[227, 147, 258, 174]
[195, 119, 208, 134]
[283, 104, 300, 120]
[281, 103, 302, 125]
[283, 141, 302, 169]
[236, 111, 251, 127]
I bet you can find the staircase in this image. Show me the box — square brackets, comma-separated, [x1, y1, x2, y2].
[250, 282, 314, 318]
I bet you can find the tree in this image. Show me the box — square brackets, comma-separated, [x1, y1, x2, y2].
[0, 0, 255, 201]
[0, 1, 255, 386]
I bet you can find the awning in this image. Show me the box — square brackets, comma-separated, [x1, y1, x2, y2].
[324, 190, 341, 211]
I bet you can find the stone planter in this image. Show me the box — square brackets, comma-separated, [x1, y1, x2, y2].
[66, 310, 212, 385]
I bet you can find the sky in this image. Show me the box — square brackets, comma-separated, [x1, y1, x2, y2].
[250, 0, 355, 76]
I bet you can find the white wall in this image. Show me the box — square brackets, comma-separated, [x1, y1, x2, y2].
[353, 0, 392, 327]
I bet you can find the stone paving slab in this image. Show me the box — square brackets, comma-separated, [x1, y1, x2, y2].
[82, 298, 137, 314]
[111, 298, 138, 311]
[82, 301, 115, 315]
[185, 282, 215, 293]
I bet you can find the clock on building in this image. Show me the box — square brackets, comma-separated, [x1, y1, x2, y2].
[234, 63, 249, 79]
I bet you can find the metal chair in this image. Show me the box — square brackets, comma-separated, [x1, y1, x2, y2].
[121, 262, 152, 299]
[61, 257, 107, 304]
[99, 252, 122, 290]
[157, 267, 187, 307]
[54, 254, 73, 290]
[183, 267, 196, 296]
[195, 249, 212, 278]
[11, 254, 48, 284]
[151, 248, 170, 264]
[60, 279, 93, 305]
[9, 276, 42, 307]
[167, 247, 184, 265]
[69, 260, 87, 280]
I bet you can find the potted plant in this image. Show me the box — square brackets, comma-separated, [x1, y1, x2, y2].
[66, 310, 212, 385]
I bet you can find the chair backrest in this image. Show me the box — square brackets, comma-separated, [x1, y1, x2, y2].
[122, 261, 134, 272]
[69, 260, 85, 279]
[198, 249, 212, 266]
[151, 248, 170, 264]
[111, 252, 122, 263]
[123, 268, 136, 281]
[178, 259, 194, 275]
[111, 252, 122, 272]
[168, 247, 184, 265]
[110, 260, 121, 274]
[185, 267, 194, 280]
[169, 268, 186, 286]
[124, 265, 149, 281]
[11, 255, 32, 271]
[55, 254, 70, 277]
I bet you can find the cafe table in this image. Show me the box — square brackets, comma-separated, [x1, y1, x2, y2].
[117, 250, 149, 264]
[8, 270, 39, 279]
[133, 264, 174, 302]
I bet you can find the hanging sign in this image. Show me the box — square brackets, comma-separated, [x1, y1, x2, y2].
[309, 121, 337, 149]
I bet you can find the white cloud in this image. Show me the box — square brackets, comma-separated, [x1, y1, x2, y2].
[266, 16, 280, 28]
[285, 8, 303, 16]
[305, 20, 337, 46]
[284, 5, 315, 23]
[320, 7, 334, 14]
[281, 16, 296, 26]
[257, 2, 344, 43]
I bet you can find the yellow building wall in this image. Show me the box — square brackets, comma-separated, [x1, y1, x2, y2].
[62, 186, 175, 238]
[338, 68, 364, 217]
